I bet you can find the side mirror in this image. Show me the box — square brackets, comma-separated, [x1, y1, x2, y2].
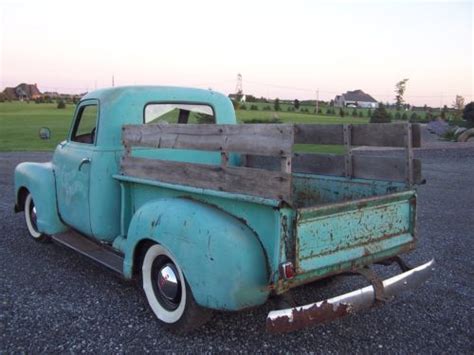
[39, 127, 51, 140]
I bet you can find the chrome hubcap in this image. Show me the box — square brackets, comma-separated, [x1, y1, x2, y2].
[157, 264, 180, 301]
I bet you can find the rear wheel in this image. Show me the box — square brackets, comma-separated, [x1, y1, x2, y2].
[24, 193, 49, 242]
[141, 244, 212, 333]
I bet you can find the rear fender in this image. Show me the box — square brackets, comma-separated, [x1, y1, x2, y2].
[14, 162, 67, 235]
[124, 198, 270, 311]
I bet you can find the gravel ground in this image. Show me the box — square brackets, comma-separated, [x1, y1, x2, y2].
[1, 149, 473, 353]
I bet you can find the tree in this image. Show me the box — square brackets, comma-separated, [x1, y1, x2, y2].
[370, 103, 390, 123]
[410, 112, 418, 122]
[426, 108, 434, 121]
[274, 98, 281, 111]
[395, 78, 409, 111]
[352, 108, 358, 117]
[401, 112, 408, 120]
[463, 102, 474, 123]
[293, 99, 300, 110]
[440, 105, 448, 120]
[452, 95, 465, 118]
[57, 99, 66, 109]
[339, 108, 345, 117]
[394, 112, 401, 120]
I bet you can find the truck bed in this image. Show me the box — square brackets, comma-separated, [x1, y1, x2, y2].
[118, 123, 421, 290]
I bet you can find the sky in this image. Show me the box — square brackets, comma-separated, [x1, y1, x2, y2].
[0, 0, 472, 106]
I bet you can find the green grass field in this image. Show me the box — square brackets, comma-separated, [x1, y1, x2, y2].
[0, 102, 76, 151]
[0, 101, 368, 153]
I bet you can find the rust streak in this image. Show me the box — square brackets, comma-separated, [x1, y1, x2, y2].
[266, 301, 352, 333]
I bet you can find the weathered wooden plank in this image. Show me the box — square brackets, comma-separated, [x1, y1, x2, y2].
[294, 123, 421, 147]
[293, 154, 345, 176]
[121, 156, 292, 201]
[122, 123, 293, 156]
[294, 124, 344, 145]
[351, 124, 408, 147]
[352, 156, 422, 183]
[246, 153, 422, 183]
[412, 123, 421, 148]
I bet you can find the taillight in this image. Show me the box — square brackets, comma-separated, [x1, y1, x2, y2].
[280, 262, 295, 279]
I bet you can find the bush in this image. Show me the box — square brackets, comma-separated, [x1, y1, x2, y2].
[243, 118, 282, 124]
[274, 98, 281, 111]
[367, 109, 372, 118]
[352, 109, 358, 117]
[250, 104, 259, 111]
[358, 111, 363, 117]
[287, 106, 295, 112]
[425, 109, 434, 121]
[463, 102, 474, 123]
[57, 99, 66, 109]
[370, 104, 391, 123]
[262, 105, 272, 111]
[240, 104, 247, 110]
[410, 112, 418, 122]
[339, 108, 345, 117]
[402, 112, 408, 120]
[394, 112, 401, 120]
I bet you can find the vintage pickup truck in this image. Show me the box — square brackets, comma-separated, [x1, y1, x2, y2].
[14, 86, 434, 333]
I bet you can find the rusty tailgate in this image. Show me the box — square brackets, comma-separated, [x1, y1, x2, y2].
[294, 190, 417, 278]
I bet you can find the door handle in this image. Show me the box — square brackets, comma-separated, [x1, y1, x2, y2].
[78, 158, 91, 171]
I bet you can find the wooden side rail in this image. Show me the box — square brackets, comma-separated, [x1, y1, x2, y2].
[294, 123, 421, 148]
[121, 123, 421, 203]
[121, 123, 294, 202]
[245, 154, 423, 184]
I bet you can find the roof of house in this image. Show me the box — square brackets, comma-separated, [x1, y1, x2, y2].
[16, 83, 41, 97]
[2, 83, 42, 99]
[2, 87, 16, 100]
[341, 89, 377, 103]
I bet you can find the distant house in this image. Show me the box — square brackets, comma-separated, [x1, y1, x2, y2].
[2, 83, 42, 101]
[334, 90, 378, 108]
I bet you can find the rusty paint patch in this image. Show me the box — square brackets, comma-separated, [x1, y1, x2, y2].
[266, 301, 353, 333]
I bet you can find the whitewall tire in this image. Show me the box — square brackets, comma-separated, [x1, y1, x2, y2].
[141, 243, 212, 332]
[24, 193, 49, 242]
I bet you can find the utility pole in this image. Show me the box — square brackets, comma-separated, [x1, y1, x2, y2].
[316, 89, 319, 114]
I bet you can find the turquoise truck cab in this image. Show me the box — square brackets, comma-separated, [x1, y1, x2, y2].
[14, 86, 434, 333]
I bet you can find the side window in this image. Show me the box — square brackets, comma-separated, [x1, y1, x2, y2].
[144, 104, 214, 124]
[71, 104, 98, 144]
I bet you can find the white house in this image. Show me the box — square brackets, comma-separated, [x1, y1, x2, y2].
[334, 90, 378, 108]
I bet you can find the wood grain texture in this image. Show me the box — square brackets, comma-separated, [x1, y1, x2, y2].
[122, 123, 294, 156]
[121, 156, 292, 201]
[245, 153, 422, 183]
[294, 123, 421, 147]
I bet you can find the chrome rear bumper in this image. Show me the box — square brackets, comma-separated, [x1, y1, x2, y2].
[266, 259, 435, 333]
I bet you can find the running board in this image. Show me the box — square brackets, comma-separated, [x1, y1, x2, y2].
[52, 230, 124, 275]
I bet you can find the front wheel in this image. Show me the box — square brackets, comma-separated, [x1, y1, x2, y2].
[141, 244, 212, 333]
[24, 193, 49, 242]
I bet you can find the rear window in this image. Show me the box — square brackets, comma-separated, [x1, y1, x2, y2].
[144, 104, 215, 124]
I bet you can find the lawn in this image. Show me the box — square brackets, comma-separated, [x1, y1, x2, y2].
[0, 102, 76, 151]
[0, 101, 365, 154]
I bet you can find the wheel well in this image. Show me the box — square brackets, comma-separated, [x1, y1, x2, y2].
[16, 187, 29, 212]
[133, 239, 156, 278]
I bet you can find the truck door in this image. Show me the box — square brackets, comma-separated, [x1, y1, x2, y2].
[53, 100, 98, 236]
